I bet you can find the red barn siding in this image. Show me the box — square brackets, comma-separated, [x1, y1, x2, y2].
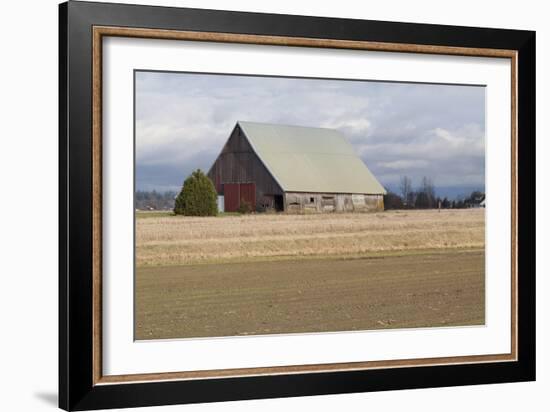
[239, 183, 256, 209]
[223, 184, 239, 212]
[224, 183, 256, 212]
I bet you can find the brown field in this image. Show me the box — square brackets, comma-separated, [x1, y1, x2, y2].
[136, 209, 485, 266]
[135, 209, 485, 340]
[135, 250, 484, 339]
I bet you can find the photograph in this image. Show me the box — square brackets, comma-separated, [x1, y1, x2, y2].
[54, 1, 536, 410]
[134, 71, 486, 340]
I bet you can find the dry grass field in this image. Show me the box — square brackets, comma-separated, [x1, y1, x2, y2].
[136, 209, 485, 266]
[135, 209, 485, 340]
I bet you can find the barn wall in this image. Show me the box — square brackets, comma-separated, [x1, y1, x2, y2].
[284, 192, 384, 213]
[207, 125, 283, 211]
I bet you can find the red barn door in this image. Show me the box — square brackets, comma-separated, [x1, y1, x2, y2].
[239, 183, 256, 210]
[224, 183, 256, 212]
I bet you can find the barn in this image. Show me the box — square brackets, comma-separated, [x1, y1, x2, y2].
[207, 121, 386, 213]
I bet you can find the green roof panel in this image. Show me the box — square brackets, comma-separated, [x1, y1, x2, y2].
[238, 121, 386, 195]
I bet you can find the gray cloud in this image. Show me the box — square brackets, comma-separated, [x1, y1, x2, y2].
[135, 71, 485, 193]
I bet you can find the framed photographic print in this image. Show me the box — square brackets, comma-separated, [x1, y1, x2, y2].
[59, 1, 535, 410]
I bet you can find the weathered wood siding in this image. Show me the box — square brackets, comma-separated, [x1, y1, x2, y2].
[207, 125, 283, 211]
[285, 192, 384, 213]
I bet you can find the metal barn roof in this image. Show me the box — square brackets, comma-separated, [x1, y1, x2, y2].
[238, 121, 386, 195]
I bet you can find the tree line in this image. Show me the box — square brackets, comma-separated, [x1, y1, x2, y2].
[135, 190, 177, 210]
[384, 176, 485, 210]
[136, 173, 485, 212]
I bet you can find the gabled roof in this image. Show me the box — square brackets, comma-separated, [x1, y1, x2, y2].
[238, 121, 386, 195]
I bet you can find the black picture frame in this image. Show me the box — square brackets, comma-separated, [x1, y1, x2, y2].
[59, 1, 536, 410]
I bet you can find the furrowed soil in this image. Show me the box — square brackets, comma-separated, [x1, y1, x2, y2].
[135, 249, 484, 340]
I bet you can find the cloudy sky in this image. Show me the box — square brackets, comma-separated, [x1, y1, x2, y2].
[135, 71, 485, 196]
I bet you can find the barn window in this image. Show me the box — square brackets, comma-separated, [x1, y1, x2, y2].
[310, 197, 315, 203]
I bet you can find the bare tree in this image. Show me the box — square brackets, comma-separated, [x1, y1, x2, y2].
[417, 176, 436, 209]
[399, 176, 412, 207]
[422, 176, 435, 197]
